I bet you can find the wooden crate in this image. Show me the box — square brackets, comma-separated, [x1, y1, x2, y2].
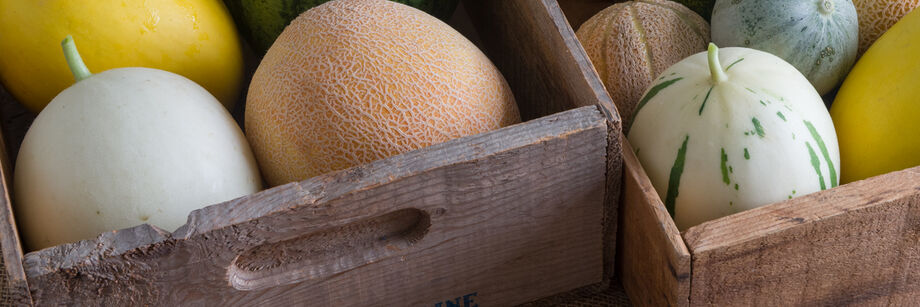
[559, 1, 920, 306]
[0, 0, 626, 305]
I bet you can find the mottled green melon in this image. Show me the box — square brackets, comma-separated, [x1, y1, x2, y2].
[711, 0, 858, 95]
[224, 0, 459, 54]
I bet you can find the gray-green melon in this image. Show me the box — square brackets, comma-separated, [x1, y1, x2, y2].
[711, 0, 858, 95]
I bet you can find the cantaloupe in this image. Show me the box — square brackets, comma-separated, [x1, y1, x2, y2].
[854, 0, 920, 55]
[246, 0, 520, 186]
[576, 0, 709, 129]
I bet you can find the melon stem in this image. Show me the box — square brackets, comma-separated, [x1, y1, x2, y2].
[61, 35, 92, 82]
[819, 0, 834, 15]
[708, 43, 727, 85]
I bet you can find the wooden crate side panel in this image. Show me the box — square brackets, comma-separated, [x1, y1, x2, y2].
[617, 134, 690, 307]
[602, 119, 624, 281]
[0, 85, 32, 306]
[465, 0, 623, 280]
[685, 166, 920, 306]
[463, 0, 617, 122]
[23, 107, 608, 306]
[0, 174, 30, 307]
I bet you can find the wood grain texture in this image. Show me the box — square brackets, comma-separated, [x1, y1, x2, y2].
[617, 133, 689, 307]
[23, 106, 608, 306]
[465, 0, 624, 280]
[602, 119, 624, 280]
[0, 85, 32, 306]
[684, 165, 920, 306]
[0, 85, 34, 173]
[464, 0, 618, 123]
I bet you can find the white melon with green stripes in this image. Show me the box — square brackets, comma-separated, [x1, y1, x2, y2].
[627, 43, 840, 230]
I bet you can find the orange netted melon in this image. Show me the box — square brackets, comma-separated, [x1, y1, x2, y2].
[854, 0, 920, 55]
[576, 0, 709, 129]
[246, 0, 520, 186]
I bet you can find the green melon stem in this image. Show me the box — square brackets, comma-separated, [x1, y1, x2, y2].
[708, 43, 727, 85]
[61, 35, 92, 82]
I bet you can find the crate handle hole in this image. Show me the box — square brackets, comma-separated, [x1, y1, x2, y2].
[228, 208, 431, 291]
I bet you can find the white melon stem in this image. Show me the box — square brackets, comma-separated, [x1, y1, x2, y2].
[61, 35, 92, 82]
[708, 43, 727, 85]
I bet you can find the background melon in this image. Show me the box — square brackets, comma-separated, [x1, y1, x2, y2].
[246, 0, 520, 186]
[0, 0, 244, 113]
[672, 0, 717, 21]
[854, 0, 920, 55]
[711, 0, 858, 96]
[831, 8, 920, 183]
[576, 0, 709, 129]
[223, 0, 459, 54]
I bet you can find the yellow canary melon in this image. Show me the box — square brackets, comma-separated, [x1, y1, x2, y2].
[246, 0, 520, 186]
[854, 0, 920, 55]
[831, 8, 920, 183]
[576, 0, 709, 129]
[0, 0, 243, 112]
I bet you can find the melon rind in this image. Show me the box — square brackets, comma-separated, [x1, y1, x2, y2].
[576, 0, 709, 130]
[245, 0, 520, 186]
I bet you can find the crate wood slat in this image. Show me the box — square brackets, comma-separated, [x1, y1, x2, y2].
[683, 166, 920, 306]
[617, 137, 920, 306]
[465, 0, 623, 281]
[19, 106, 608, 306]
[0, 86, 31, 306]
[617, 135, 689, 307]
[465, 0, 617, 121]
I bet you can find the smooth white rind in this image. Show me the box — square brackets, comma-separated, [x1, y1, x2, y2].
[628, 47, 840, 230]
[14, 68, 262, 250]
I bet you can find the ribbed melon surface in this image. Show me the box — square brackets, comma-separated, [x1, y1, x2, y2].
[854, 0, 920, 55]
[576, 0, 709, 129]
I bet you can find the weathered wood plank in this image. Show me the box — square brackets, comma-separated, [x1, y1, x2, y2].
[464, 0, 618, 122]
[617, 133, 690, 307]
[23, 106, 608, 306]
[684, 166, 920, 306]
[0, 85, 33, 306]
[603, 122, 624, 281]
[0, 84, 33, 173]
[466, 0, 623, 281]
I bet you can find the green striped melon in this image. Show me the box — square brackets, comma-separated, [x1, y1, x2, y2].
[628, 44, 840, 230]
[223, 0, 459, 54]
[711, 0, 858, 95]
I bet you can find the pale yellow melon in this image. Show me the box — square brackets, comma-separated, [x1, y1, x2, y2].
[576, 0, 709, 129]
[854, 0, 920, 55]
[246, 0, 520, 186]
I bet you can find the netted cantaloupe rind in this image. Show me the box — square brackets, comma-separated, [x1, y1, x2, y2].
[855, 0, 920, 55]
[576, 0, 709, 130]
[246, 0, 520, 186]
